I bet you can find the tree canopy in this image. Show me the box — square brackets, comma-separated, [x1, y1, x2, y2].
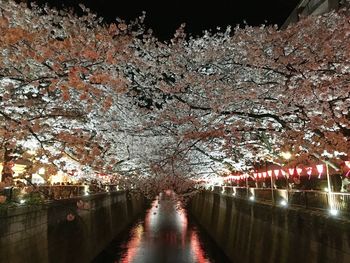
[1, 0, 350, 197]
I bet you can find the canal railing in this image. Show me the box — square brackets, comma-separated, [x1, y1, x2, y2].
[208, 185, 350, 216]
[0, 184, 122, 203]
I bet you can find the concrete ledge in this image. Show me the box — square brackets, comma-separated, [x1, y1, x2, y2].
[190, 191, 350, 263]
[0, 191, 146, 263]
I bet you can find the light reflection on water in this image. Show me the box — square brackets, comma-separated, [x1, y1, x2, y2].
[94, 192, 231, 263]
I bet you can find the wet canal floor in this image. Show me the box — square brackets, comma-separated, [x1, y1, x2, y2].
[93, 192, 232, 263]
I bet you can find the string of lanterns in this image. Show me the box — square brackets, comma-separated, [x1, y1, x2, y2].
[223, 161, 350, 182]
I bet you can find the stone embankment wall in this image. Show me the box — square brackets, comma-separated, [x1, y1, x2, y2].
[0, 191, 145, 263]
[190, 190, 350, 263]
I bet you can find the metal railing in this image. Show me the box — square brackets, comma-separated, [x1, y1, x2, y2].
[211, 185, 350, 215]
[0, 184, 122, 203]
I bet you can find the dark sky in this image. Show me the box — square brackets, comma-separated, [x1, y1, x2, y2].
[31, 0, 299, 40]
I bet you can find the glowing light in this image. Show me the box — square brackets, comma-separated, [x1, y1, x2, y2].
[345, 161, 350, 169]
[281, 151, 292, 160]
[306, 167, 313, 179]
[316, 164, 324, 178]
[273, 169, 280, 178]
[249, 196, 255, 201]
[329, 209, 338, 216]
[20, 199, 26, 204]
[296, 167, 302, 176]
[84, 185, 89, 196]
[288, 168, 295, 176]
[280, 200, 287, 206]
[120, 223, 143, 263]
[190, 231, 210, 263]
[26, 150, 36, 155]
[267, 170, 272, 177]
[324, 187, 329, 192]
[262, 172, 267, 178]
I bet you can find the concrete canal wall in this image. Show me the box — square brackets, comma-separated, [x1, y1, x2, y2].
[190, 190, 350, 263]
[0, 191, 145, 263]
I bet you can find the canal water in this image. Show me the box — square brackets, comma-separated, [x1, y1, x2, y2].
[93, 192, 232, 263]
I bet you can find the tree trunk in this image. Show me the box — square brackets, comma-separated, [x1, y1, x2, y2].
[1, 146, 14, 182]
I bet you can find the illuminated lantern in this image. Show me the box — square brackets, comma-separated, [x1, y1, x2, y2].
[288, 168, 295, 176]
[296, 167, 303, 177]
[262, 172, 267, 178]
[306, 167, 313, 179]
[273, 169, 280, 178]
[253, 172, 258, 179]
[316, 164, 324, 179]
[267, 170, 273, 177]
[258, 173, 262, 179]
[345, 161, 350, 169]
[281, 170, 287, 177]
[344, 161, 350, 177]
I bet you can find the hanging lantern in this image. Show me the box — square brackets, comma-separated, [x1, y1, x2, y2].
[288, 168, 295, 176]
[345, 161, 350, 169]
[281, 169, 287, 177]
[267, 170, 273, 177]
[253, 172, 258, 179]
[316, 164, 324, 179]
[296, 167, 303, 177]
[258, 173, 262, 179]
[273, 169, 280, 178]
[262, 172, 267, 178]
[306, 167, 313, 180]
[344, 161, 350, 178]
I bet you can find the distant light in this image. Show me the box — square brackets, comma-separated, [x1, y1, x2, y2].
[20, 199, 26, 204]
[232, 192, 236, 196]
[249, 196, 255, 201]
[280, 200, 287, 206]
[84, 185, 89, 196]
[324, 187, 329, 192]
[329, 209, 338, 216]
[281, 151, 292, 160]
[38, 167, 45, 175]
[221, 189, 225, 194]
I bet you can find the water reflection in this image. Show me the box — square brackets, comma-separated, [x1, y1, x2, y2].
[94, 191, 231, 263]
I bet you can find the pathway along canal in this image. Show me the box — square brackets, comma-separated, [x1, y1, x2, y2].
[93, 191, 232, 263]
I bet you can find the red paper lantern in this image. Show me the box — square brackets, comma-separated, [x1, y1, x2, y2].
[306, 167, 313, 179]
[316, 164, 324, 179]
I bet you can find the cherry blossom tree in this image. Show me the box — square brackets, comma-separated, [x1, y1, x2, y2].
[0, 0, 136, 183]
[1, 0, 350, 202]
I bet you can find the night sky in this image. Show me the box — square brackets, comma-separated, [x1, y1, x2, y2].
[29, 0, 299, 40]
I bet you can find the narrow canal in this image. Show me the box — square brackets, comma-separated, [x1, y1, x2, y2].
[93, 191, 232, 263]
